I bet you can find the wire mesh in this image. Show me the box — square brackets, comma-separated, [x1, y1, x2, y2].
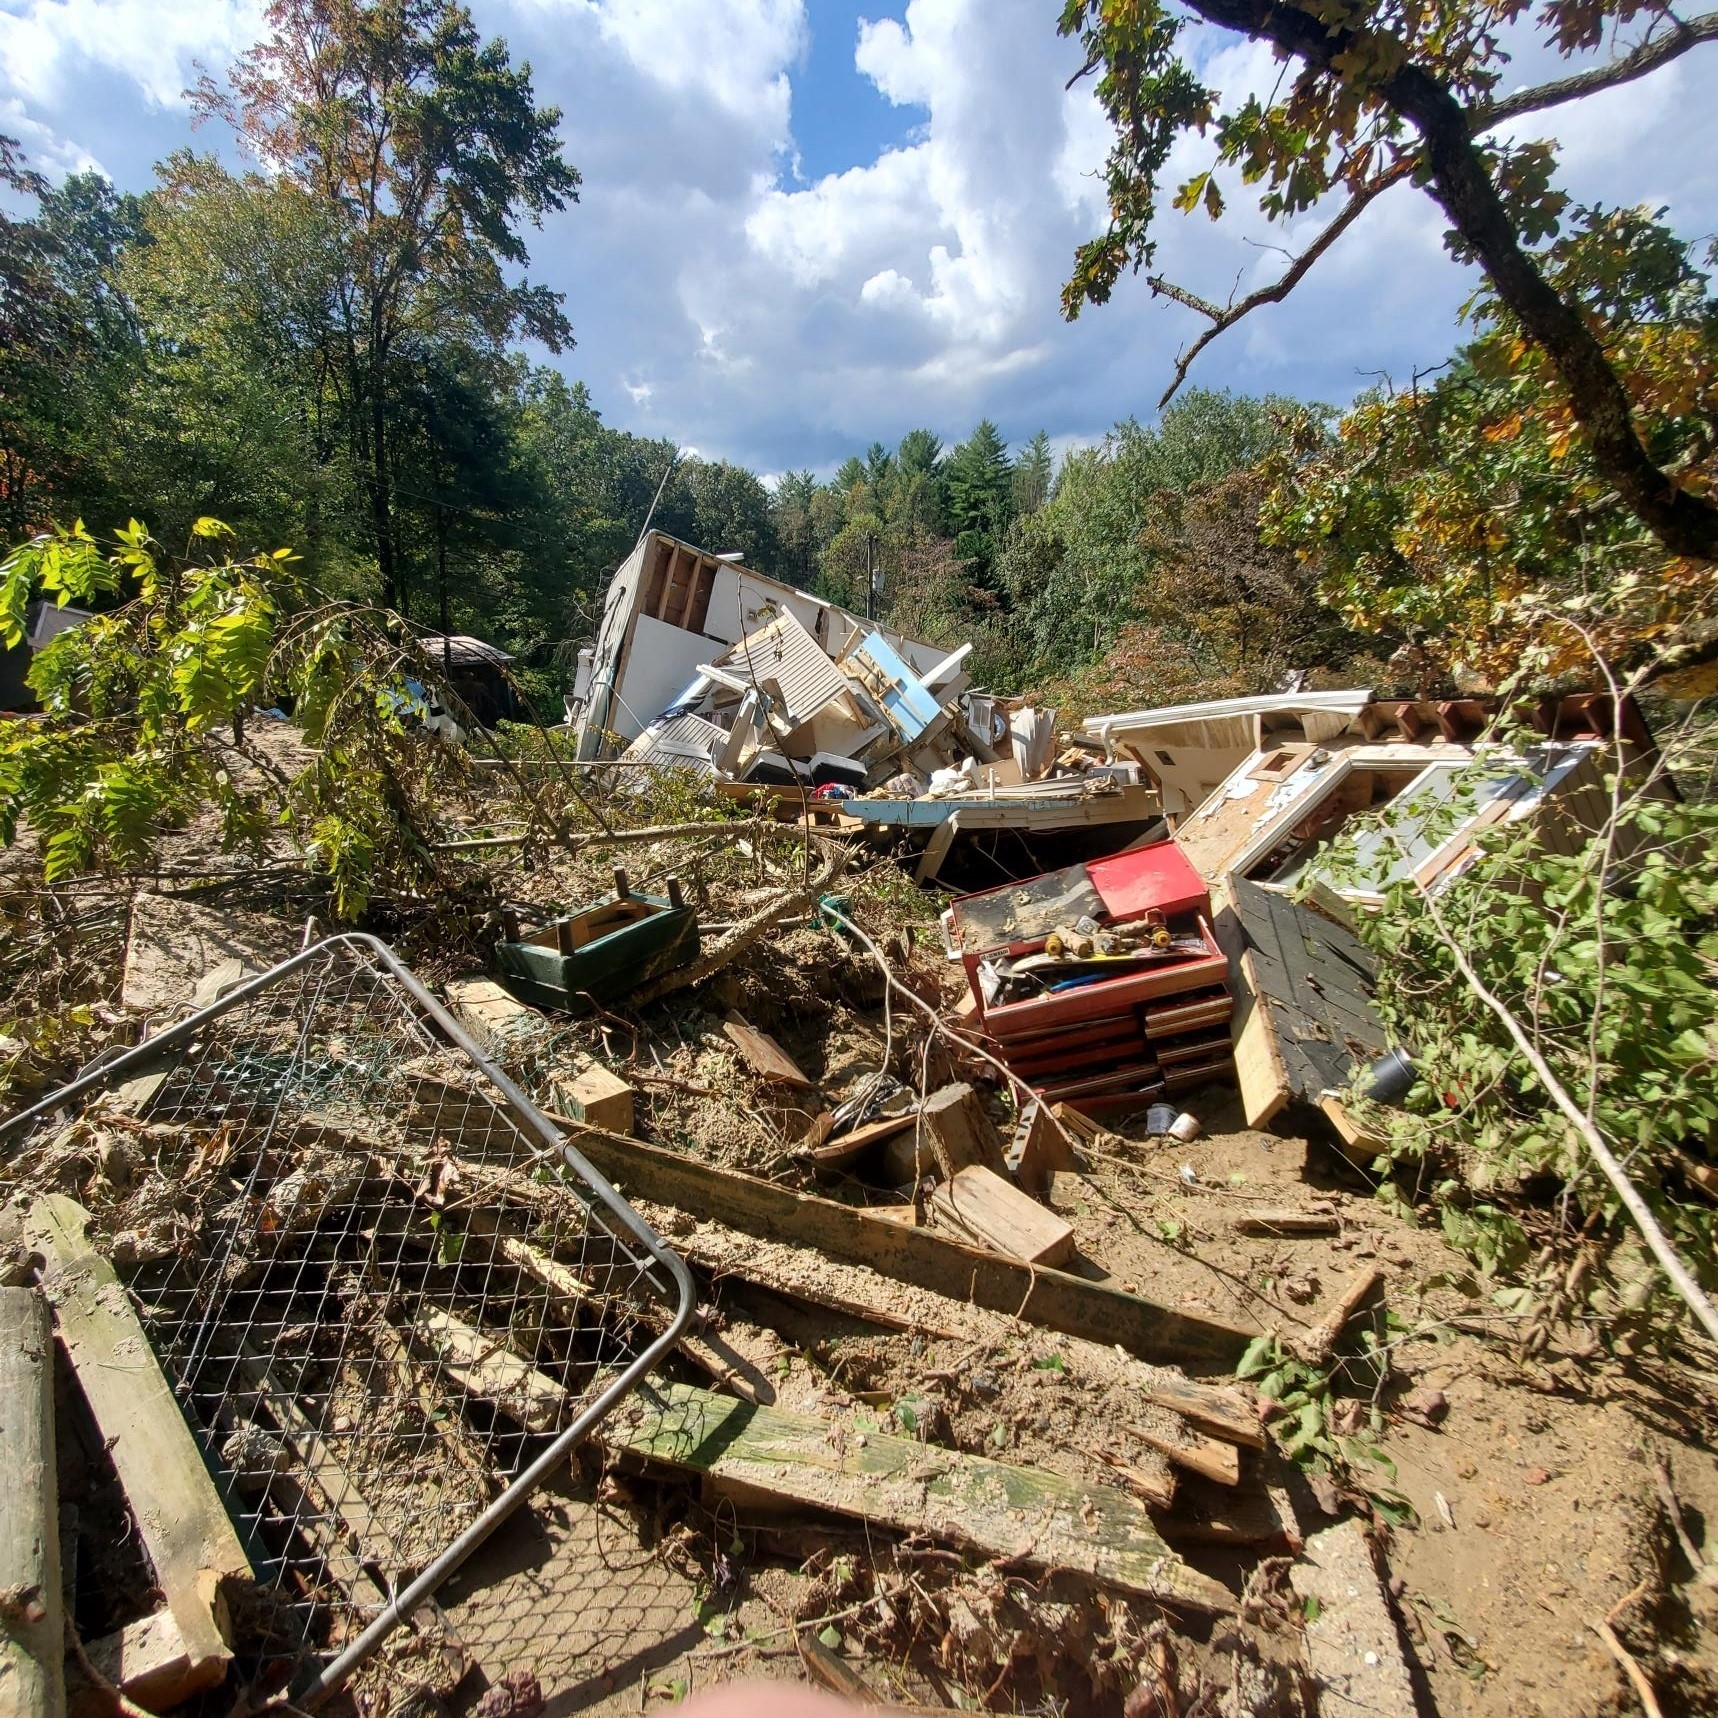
[1, 933, 694, 1699]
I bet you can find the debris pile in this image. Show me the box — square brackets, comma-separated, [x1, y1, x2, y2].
[1, 537, 1712, 1717]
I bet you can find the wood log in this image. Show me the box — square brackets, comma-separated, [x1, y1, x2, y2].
[927, 1165, 1076, 1267]
[27, 1198, 252, 1701]
[0, 1288, 64, 1718]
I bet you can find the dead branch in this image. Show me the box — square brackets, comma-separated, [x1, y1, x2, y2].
[1588, 1615, 1665, 1718]
[1150, 160, 1415, 406]
[1474, 12, 1718, 133]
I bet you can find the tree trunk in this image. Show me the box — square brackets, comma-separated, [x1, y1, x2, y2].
[1184, 0, 1718, 564]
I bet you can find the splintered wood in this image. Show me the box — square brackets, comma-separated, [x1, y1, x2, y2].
[28, 1197, 254, 1700]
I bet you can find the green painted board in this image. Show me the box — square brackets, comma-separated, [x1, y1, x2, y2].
[611, 1380, 1235, 1614]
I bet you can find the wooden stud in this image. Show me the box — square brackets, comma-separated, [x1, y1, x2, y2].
[1011, 1100, 1074, 1197]
[612, 867, 631, 900]
[0, 1288, 64, 1718]
[553, 1066, 636, 1135]
[556, 1117, 1251, 1365]
[916, 1083, 1009, 1179]
[27, 1198, 252, 1697]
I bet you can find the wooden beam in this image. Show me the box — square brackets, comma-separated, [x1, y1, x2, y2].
[557, 1119, 1251, 1365]
[72, 1609, 196, 1718]
[611, 1381, 1234, 1614]
[915, 1083, 1009, 1179]
[0, 1288, 64, 1718]
[632, 1198, 1265, 1453]
[27, 1198, 253, 1693]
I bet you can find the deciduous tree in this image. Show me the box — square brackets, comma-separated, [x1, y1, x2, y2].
[1058, 0, 1718, 563]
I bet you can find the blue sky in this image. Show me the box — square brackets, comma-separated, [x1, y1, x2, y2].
[4, 0, 1717, 476]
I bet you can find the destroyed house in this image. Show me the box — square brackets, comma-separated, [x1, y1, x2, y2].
[569, 530, 950, 760]
[1163, 692, 1663, 900]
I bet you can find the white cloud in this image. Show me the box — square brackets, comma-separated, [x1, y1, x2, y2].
[2, 0, 1716, 471]
[0, 0, 261, 109]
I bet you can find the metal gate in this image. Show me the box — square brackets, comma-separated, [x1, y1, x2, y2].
[1, 933, 695, 1703]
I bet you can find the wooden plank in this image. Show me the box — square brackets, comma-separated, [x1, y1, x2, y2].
[1130, 1424, 1241, 1487]
[232, 1347, 396, 1577]
[73, 1609, 195, 1718]
[0, 1288, 64, 1718]
[558, 1118, 1252, 1365]
[633, 1198, 1264, 1455]
[1011, 1101, 1074, 1197]
[405, 1307, 565, 1433]
[916, 1083, 1009, 1179]
[804, 1110, 915, 1173]
[612, 1381, 1233, 1614]
[723, 1013, 815, 1090]
[1288, 1520, 1417, 1718]
[928, 1165, 1076, 1267]
[1232, 945, 1291, 1129]
[1232, 1210, 1342, 1237]
[27, 1198, 251, 1690]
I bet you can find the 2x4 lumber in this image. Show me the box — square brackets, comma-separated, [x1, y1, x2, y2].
[27, 1198, 253, 1695]
[556, 1118, 1251, 1365]
[631, 1198, 1265, 1454]
[927, 1165, 1076, 1267]
[1287, 1519, 1417, 1718]
[611, 1381, 1234, 1614]
[0, 1288, 64, 1718]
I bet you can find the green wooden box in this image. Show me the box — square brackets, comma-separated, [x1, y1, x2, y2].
[494, 890, 700, 1014]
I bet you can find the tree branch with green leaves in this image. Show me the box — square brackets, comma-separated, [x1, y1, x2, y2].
[1059, 0, 1718, 561]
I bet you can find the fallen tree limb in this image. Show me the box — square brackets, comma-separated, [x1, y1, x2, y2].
[1419, 888, 1718, 1349]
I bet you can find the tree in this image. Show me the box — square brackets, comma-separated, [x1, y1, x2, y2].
[1058, 0, 1718, 564]
[196, 0, 579, 606]
[943, 419, 1014, 575]
[994, 390, 1301, 673]
[0, 143, 145, 537]
[1012, 430, 1055, 515]
[1269, 207, 1718, 685]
